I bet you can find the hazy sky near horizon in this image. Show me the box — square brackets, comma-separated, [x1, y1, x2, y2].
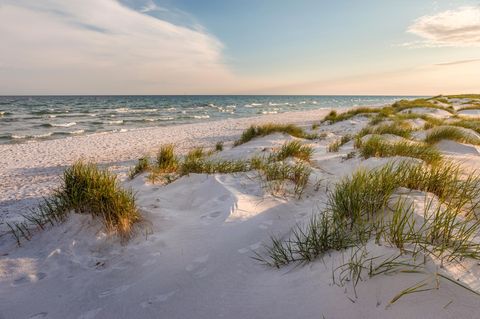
[1, 0, 480, 95]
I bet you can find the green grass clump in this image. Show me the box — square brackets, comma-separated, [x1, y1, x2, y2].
[234, 123, 316, 146]
[255, 160, 312, 198]
[392, 98, 453, 113]
[358, 136, 441, 164]
[129, 156, 150, 179]
[457, 105, 480, 112]
[156, 144, 178, 172]
[450, 119, 480, 134]
[424, 126, 480, 145]
[359, 121, 414, 139]
[9, 162, 140, 244]
[273, 140, 313, 162]
[328, 135, 352, 152]
[258, 159, 480, 268]
[446, 94, 480, 99]
[323, 107, 383, 123]
[215, 141, 224, 151]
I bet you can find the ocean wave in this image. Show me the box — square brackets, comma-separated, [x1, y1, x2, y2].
[12, 132, 54, 139]
[193, 115, 210, 119]
[268, 102, 289, 106]
[50, 122, 77, 127]
[115, 107, 158, 113]
[226, 105, 236, 109]
[261, 111, 278, 114]
[69, 129, 85, 135]
[159, 116, 174, 121]
[105, 120, 124, 124]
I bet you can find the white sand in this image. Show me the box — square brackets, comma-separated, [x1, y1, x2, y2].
[0, 109, 331, 227]
[2, 103, 480, 319]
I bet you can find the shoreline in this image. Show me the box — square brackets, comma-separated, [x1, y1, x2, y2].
[0, 107, 335, 225]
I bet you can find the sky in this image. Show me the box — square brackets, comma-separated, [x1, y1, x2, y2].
[0, 0, 479, 95]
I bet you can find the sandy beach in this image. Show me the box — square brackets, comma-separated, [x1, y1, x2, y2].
[2, 96, 480, 319]
[0, 108, 334, 228]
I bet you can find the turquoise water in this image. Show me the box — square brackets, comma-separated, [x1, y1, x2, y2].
[0, 95, 418, 144]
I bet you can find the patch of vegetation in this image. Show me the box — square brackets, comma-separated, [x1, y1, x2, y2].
[424, 126, 480, 145]
[234, 123, 317, 146]
[322, 107, 384, 124]
[215, 141, 224, 151]
[457, 105, 480, 112]
[358, 136, 441, 164]
[446, 94, 480, 99]
[9, 162, 140, 244]
[272, 140, 314, 162]
[257, 159, 480, 293]
[358, 121, 414, 139]
[129, 156, 150, 179]
[254, 160, 312, 199]
[450, 119, 480, 134]
[392, 99, 454, 114]
[156, 144, 178, 172]
[328, 134, 353, 152]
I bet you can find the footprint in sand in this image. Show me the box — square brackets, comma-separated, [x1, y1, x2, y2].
[98, 285, 130, 298]
[140, 290, 177, 308]
[185, 254, 209, 278]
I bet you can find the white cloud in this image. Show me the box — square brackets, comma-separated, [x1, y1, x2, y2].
[0, 0, 236, 94]
[407, 6, 480, 47]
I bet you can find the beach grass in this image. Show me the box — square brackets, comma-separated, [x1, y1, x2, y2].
[322, 107, 384, 123]
[358, 136, 441, 164]
[424, 126, 480, 145]
[129, 156, 150, 179]
[10, 161, 140, 243]
[156, 144, 178, 172]
[358, 121, 414, 139]
[234, 123, 317, 146]
[272, 140, 313, 162]
[328, 134, 352, 152]
[392, 99, 454, 113]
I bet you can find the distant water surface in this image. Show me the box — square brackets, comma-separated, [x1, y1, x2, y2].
[0, 95, 420, 144]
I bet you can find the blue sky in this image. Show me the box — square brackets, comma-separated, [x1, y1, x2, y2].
[1, 0, 479, 94]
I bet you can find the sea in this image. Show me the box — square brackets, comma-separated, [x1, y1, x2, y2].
[0, 95, 419, 144]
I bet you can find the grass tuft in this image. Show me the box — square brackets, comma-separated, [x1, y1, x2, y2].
[129, 156, 150, 179]
[10, 162, 140, 243]
[424, 126, 480, 145]
[358, 136, 441, 164]
[234, 123, 316, 146]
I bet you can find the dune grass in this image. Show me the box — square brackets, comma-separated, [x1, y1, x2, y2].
[215, 141, 224, 151]
[322, 107, 383, 123]
[457, 105, 480, 112]
[358, 136, 441, 164]
[358, 121, 414, 139]
[392, 99, 454, 113]
[129, 156, 150, 179]
[450, 119, 480, 134]
[234, 123, 317, 146]
[272, 140, 314, 162]
[156, 144, 178, 172]
[257, 160, 480, 269]
[446, 94, 480, 99]
[424, 126, 480, 145]
[328, 134, 352, 152]
[254, 160, 312, 199]
[9, 162, 140, 244]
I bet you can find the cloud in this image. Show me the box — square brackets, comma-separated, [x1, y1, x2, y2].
[407, 6, 480, 47]
[0, 0, 236, 94]
[434, 58, 480, 66]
